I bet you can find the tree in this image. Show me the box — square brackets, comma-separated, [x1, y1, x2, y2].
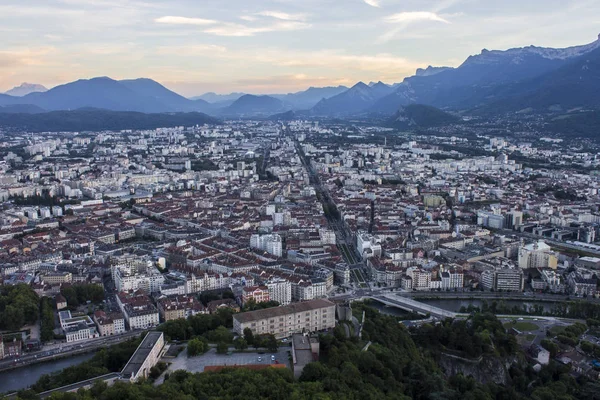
[206, 326, 233, 344]
[234, 337, 248, 351]
[266, 335, 278, 353]
[216, 342, 229, 354]
[187, 338, 207, 357]
[541, 339, 560, 357]
[243, 328, 255, 346]
[580, 341, 594, 355]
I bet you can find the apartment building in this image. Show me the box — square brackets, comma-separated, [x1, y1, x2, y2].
[233, 298, 336, 339]
[266, 278, 292, 305]
[481, 268, 524, 292]
[518, 241, 558, 270]
[242, 286, 270, 305]
[250, 233, 283, 258]
[41, 271, 72, 285]
[157, 295, 207, 321]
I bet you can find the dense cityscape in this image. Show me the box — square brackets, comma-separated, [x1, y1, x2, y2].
[2, 1, 600, 399]
[0, 115, 599, 398]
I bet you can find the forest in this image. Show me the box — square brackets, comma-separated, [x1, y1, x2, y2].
[15, 306, 600, 400]
[0, 284, 40, 331]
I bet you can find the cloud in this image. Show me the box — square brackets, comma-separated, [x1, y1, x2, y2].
[384, 12, 450, 24]
[156, 44, 228, 55]
[379, 11, 451, 43]
[155, 16, 217, 26]
[155, 14, 309, 37]
[363, 0, 381, 8]
[203, 21, 310, 37]
[0, 47, 57, 70]
[255, 11, 307, 21]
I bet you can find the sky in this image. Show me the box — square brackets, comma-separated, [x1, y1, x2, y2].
[1, 0, 599, 96]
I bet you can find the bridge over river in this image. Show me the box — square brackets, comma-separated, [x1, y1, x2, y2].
[369, 294, 458, 319]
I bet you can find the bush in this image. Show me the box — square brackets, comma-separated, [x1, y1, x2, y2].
[187, 337, 208, 357]
[541, 339, 560, 357]
[216, 342, 229, 354]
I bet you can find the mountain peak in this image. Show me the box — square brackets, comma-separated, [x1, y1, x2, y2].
[352, 81, 369, 89]
[4, 82, 48, 97]
[415, 66, 453, 77]
[464, 35, 600, 67]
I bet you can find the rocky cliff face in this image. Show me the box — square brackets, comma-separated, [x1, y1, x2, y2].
[438, 353, 510, 385]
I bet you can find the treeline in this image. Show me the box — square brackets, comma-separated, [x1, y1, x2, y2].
[26, 335, 143, 394]
[459, 299, 600, 319]
[157, 308, 234, 341]
[31, 307, 600, 400]
[191, 159, 220, 171]
[60, 284, 105, 308]
[459, 299, 547, 316]
[40, 297, 56, 342]
[0, 110, 220, 133]
[0, 284, 39, 331]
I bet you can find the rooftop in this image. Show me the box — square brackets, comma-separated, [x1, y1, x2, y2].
[234, 298, 335, 324]
[121, 331, 164, 379]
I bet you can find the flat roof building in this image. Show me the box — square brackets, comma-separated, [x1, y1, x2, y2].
[233, 299, 336, 339]
[120, 331, 164, 382]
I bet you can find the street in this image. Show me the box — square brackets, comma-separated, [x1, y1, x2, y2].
[0, 330, 143, 372]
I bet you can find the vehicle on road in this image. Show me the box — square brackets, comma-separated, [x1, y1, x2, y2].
[258, 357, 262, 362]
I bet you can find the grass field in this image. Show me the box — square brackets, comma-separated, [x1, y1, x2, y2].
[548, 326, 566, 336]
[504, 321, 539, 332]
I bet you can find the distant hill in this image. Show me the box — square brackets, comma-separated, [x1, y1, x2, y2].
[311, 82, 394, 115]
[0, 77, 213, 114]
[222, 95, 289, 116]
[268, 110, 297, 121]
[546, 111, 600, 138]
[192, 92, 245, 103]
[0, 104, 46, 114]
[274, 86, 349, 110]
[388, 104, 460, 130]
[4, 83, 48, 97]
[0, 110, 219, 132]
[119, 78, 212, 112]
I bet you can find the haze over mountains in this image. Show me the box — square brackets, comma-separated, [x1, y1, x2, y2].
[1, 34, 600, 118]
[3, 83, 48, 97]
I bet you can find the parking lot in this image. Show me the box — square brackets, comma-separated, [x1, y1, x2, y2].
[161, 345, 291, 376]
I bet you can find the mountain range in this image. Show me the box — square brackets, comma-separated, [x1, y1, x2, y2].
[1, 33, 599, 118]
[4, 83, 48, 97]
[311, 81, 395, 115]
[370, 34, 600, 115]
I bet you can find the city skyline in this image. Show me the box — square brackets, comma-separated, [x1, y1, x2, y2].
[1, 0, 599, 96]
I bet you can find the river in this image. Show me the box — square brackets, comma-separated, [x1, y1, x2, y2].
[368, 300, 412, 317]
[0, 352, 95, 394]
[416, 298, 555, 314]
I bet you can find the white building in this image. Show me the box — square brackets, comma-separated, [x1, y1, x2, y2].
[356, 231, 382, 259]
[518, 241, 558, 270]
[114, 264, 165, 294]
[441, 269, 464, 290]
[406, 267, 431, 290]
[481, 268, 524, 292]
[250, 233, 283, 258]
[266, 278, 292, 305]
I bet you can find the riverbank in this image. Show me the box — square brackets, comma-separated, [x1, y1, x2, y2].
[0, 352, 96, 394]
[0, 346, 99, 374]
